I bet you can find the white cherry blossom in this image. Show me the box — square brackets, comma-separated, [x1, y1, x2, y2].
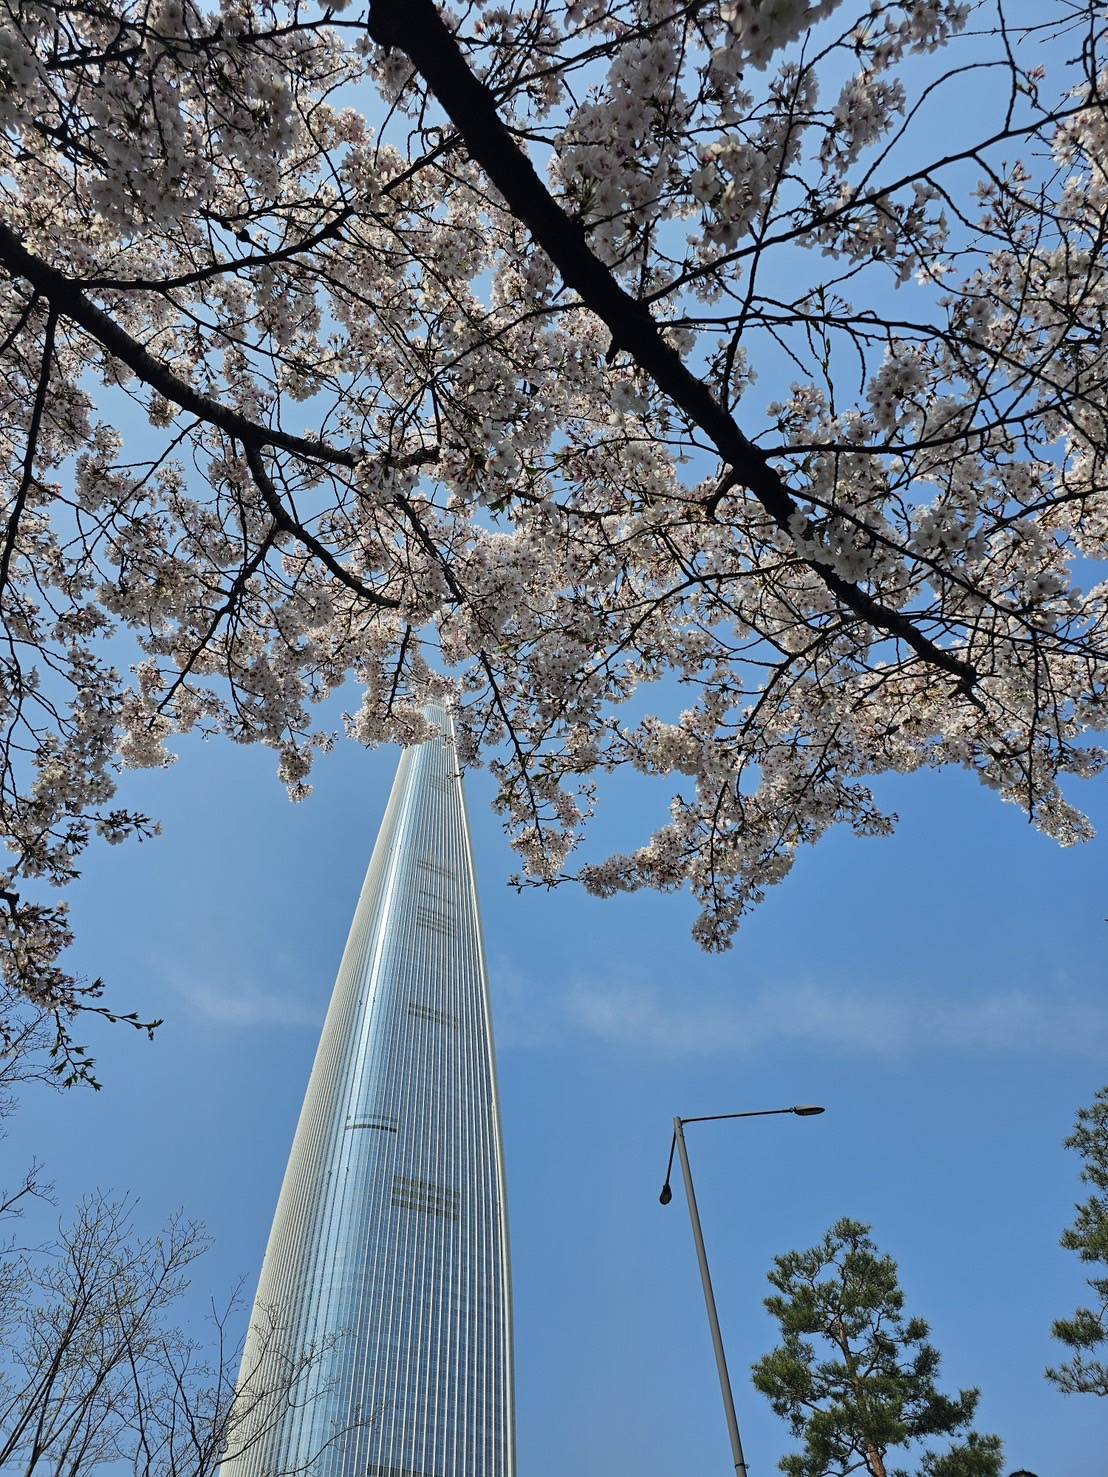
[0, 0, 1105, 1074]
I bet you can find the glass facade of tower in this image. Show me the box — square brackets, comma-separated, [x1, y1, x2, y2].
[221, 708, 514, 1477]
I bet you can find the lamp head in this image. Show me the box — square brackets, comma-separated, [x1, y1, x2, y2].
[792, 1105, 825, 1116]
[659, 1182, 673, 1205]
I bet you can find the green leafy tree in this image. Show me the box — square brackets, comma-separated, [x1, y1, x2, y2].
[1047, 1086, 1108, 1396]
[752, 1218, 1002, 1477]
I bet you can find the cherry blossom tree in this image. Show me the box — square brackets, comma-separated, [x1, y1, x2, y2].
[1, 0, 1107, 1069]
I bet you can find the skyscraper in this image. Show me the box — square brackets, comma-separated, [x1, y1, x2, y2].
[222, 706, 514, 1477]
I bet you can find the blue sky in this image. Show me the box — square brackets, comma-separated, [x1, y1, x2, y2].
[5, 7, 1107, 1471]
[6, 709, 1107, 1476]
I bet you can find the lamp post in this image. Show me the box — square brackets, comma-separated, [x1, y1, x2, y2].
[659, 1105, 826, 1477]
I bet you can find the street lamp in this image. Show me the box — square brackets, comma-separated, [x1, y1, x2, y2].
[659, 1105, 826, 1477]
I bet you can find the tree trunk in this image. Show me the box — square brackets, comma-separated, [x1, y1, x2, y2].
[828, 1317, 888, 1477]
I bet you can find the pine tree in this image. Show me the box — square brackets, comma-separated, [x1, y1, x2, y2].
[752, 1218, 1003, 1477]
[1047, 1086, 1108, 1396]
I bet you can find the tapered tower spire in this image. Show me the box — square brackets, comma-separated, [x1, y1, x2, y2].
[222, 705, 514, 1477]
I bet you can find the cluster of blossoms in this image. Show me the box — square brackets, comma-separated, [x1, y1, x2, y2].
[718, 0, 840, 71]
[0, 0, 1105, 1062]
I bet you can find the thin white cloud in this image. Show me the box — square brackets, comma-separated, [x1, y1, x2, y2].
[547, 980, 1108, 1059]
[167, 953, 1108, 1055]
[169, 975, 321, 1029]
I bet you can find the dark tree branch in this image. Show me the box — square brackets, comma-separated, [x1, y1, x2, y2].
[84, 207, 358, 292]
[0, 306, 57, 603]
[0, 221, 355, 467]
[242, 445, 400, 609]
[365, 0, 978, 691]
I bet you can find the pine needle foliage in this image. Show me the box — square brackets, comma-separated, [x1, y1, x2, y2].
[752, 1218, 1002, 1477]
[1047, 1086, 1108, 1396]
